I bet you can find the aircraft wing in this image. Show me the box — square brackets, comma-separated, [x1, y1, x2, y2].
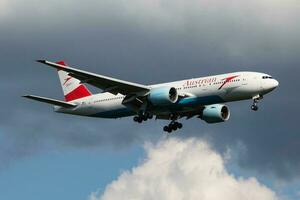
[23, 95, 77, 108]
[37, 60, 150, 95]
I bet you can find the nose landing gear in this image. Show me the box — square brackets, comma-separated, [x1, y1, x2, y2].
[251, 95, 263, 111]
[251, 104, 258, 111]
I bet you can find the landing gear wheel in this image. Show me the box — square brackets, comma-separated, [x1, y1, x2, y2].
[163, 121, 183, 133]
[148, 114, 153, 119]
[163, 126, 169, 132]
[133, 116, 139, 122]
[177, 123, 183, 129]
[142, 115, 148, 121]
[173, 122, 183, 129]
[164, 126, 172, 133]
[251, 105, 258, 111]
[134, 112, 154, 123]
[171, 124, 178, 131]
[137, 118, 143, 123]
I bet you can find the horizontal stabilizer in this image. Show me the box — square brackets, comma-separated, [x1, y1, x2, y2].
[23, 95, 77, 108]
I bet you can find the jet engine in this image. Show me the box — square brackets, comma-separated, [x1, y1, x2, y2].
[148, 87, 178, 106]
[200, 104, 230, 123]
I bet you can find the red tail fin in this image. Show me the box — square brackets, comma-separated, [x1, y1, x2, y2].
[56, 61, 92, 102]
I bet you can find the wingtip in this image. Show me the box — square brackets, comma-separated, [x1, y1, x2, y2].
[36, 60, 46, 64]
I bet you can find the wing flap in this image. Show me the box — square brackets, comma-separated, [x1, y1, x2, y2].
[23, 95, 77, 108]
[37, 60, 150, 95]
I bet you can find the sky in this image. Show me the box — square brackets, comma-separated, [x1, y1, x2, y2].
[1, 0, 300, 199]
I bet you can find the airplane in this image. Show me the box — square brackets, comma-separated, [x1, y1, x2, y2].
[23, 60, 279, 133]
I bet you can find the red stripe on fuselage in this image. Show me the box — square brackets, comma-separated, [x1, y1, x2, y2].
[65, 85, 91, 102]
[218, 75, 239, 90]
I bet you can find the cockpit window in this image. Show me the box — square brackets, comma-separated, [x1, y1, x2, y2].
[262, 76, 273, 79]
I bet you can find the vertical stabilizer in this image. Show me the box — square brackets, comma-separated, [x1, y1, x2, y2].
[56, 61, 92, 102]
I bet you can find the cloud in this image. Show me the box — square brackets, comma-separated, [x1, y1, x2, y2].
[90, 138, 278, 200]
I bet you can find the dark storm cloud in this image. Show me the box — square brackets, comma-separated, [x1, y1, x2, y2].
[1, 0, 300, 179]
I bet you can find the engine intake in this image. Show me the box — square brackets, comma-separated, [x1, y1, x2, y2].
[200, 104, 230, 123]
[148, 87, 178, 106]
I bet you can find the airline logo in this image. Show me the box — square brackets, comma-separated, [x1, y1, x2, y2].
[184, 77, 217, 87]
[218, 75, 239, 90]
[183, 75, 240, 89]
[63, 76, 72, 85]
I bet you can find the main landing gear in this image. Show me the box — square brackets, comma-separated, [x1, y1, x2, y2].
[133, 113, 153, 123]
[251, 95, 263, 111]
[163, 121, 183, 133]
[133, 112, 183, 133]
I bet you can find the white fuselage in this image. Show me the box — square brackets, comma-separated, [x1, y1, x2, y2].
[55, 71, 278, 118]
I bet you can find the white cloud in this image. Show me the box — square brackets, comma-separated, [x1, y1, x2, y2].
[90, 138, 278, 200]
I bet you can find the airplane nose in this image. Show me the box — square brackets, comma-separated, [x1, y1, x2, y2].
[273, 79, 279, 88]
[261, 76, 279, 94]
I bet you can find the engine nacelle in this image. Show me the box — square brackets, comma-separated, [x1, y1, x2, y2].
[148, 87, 178, 106]
[200, 104, 230, 123]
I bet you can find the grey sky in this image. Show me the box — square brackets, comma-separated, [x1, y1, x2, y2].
[1, 0, 300, 180]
